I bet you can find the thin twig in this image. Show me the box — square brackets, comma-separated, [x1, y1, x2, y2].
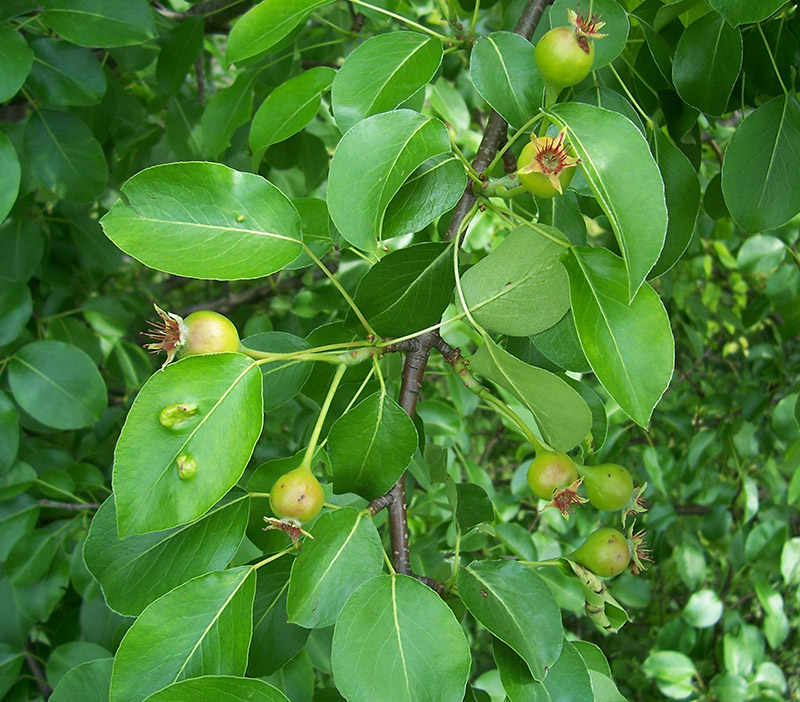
[37, 499, 100, 510]
[25, 651, 51, 699]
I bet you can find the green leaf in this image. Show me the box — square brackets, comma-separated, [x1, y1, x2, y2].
[332, 31, 442, 134]
[142, 676, 290, 702]
[27, 38, 107, 106]
[328, 392, 418, 499]
[156, 17, 205, 96]
[0, 27, 33, 103]
[0, 281, 31, 346]
[455, 483, 494, 532]
[264, 651, 314, 701]
[525, 312, 590, 373]
[461, 225, 570, 337]
[707, 0, 786, 25]
[50, 658, 113, 702]
[549, 103, 667, 299]
[459, 560, 563, 680]
[226, 0, 333, 65]
[493, 638, 550, 701]
[563, 247, 674, 427]
[0, 132, 20, 224]
[100, 162, 303, 280]
[331, 574, 471, 702]
[683, 589, 724, 628]
[643, 650, 697, 699]
[737, 235, 786, 274]
[327, 110, 450, 252]
[574, 86, 644, 134]
[6, 521, 71, 587]
[84, 491, 249, 616]
[113, 354, 263, 537]
[470, 338, 592, 452]
[0, 391, 20, 472]
[354, 242, 455, 337]
[40, 0, 156, 48]
[383, 154, 466, 239]
[287, 508, 384, 628]
[23, 109, 108, 203]
[284, 197, 332, 270]
[0, 495, 39, 562]
[46, 642, 111, 689]
[248, 559, 309, 677]
[648, 128, 700, 278]
[548, 0, 630, 69]
[243, 332, 312, 412]
[201, 71, 257, 157]
[109, 568, 256, 702]
[8, 340, 107, 430]
[672, 12, 742, 116]
[250, 67, 335, 155]
[0, 218, 44, 284]
[721, 95, 800, 232]
[469, 32, 543, 129]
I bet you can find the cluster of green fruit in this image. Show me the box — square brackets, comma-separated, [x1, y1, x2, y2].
[527, 451, 650, 578]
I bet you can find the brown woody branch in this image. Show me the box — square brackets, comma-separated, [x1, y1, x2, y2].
[445, 0, 554, 242]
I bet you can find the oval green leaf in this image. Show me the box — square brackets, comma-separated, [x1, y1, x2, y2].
[40, 0, 156, 48]
[84, 491, 249, 616]
[243, 331, 312, 412]
[331, 574, 471, 702]
[354, 242, 455, 337]
[142, 676, 289, 702]
[27, 38, 107, 106]
[287, 508, 384, 628]
[8, 340, 107, 430]
[459, 560, 563, 680]
[328, 392, 418, 499]
[0, 27, 33, 103]
[470, 338, 592, 452]
[100, 162, 303, 280]
[461, 225, 570, 337]
[549, 102, 667, 299]
[721, 95, 800, 232]
[562, 247, 674, 427]
[672, 11, 742, 116]
[0, 281, 31, 346]
[113, 353, 263, 537]
[333, 31, 442, 134]
[327, 110, 451, 252]
[469, 32, 543, 129]
[50, 658, 113, 702]
[0, 132, 20, 223]
[250, 67, 335, 155]
[708, 0, 786, 25]
[201, 70, 257, 158]
[110, 568, 256, 702]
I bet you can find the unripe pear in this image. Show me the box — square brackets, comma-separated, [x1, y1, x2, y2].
[571, 527, 630, 578]
[583, 463, 634, 511]
[269, 467, 324, 523]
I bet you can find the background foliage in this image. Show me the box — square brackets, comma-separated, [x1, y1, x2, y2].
[0, 0, 799, 701]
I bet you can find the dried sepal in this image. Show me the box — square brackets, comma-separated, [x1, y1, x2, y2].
[626, 522, 653, 575]
[142, 303, 187, 367]
[544, 476, 588, 519]
[263, 516, 314, 545]
[516, 128, 580, 194]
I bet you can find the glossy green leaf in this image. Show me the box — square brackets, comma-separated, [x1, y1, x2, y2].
[23, 110, 108, 202]
[226, 0, 333, 65]
[328, 391, 417, 499]
[8, 340, 107, 430]
[648, 128, 700, 278]
[100, 162, 302, 280]
[0, 495, 39, 562]
[383, 154, 466, 239]
[737, 234, 785, 274]
[110, 568, 256, 702]
[683, 589, 724, 628]
[461, 225, 570, 336]
[459, 560, 562, 680]
[0, 392, 19, 472]
[548, 0, 630, 69]
[333, 31, 442, 134]
[84, 491, 249, 616]
[331, 574, 471, 702]
[0, 462, 36, 501]
[50, 658, 113, 702]
[11, 548, 69, 622]
[243, 332, 312, 412]
[248, 559, 309, 677]
[672, 12, 742, 116]
[494, 638, 549, 701]
[0, 27, 33, 103]
[284, 197, 332, 270]
[327, 110, 450, 252]
[201, 71, 257, 157]
[144, 676, 289, 702]
[707, 0, 786, 25]
[6, 521, 71, 587]
[46, 642, 111, 689]
[563, 247, 674, 426]
[40, 0, 156, 48]
[574, 86, 644, 134]
[469, 32, 543, 129]
[250, 67, 335, 154]
[0, 281, 31, 346]
[0, 218, 44, 283]
[549, 102, 667, 299]
[113, 354, 263, 537]
[470, 338, 592, 452]
[721, 95, 800, 232]
[455, 483, 494, 532]
[264, 651, 314, 701]
[529, 312, 590, 373]
[354, 242, 455, 337]
[287, 508, 383, 628]
[156, 17, 204, 96]
[27, 38, 107, 106]
[0, 132, 20, 224]
[643, 650, 697, 699]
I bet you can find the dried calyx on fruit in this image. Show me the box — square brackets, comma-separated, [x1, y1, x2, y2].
[527, 451, 587, 518]
[535, 8, 606, 91]
[143, 304, 240, 366]
[516, 129, 579, 198]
